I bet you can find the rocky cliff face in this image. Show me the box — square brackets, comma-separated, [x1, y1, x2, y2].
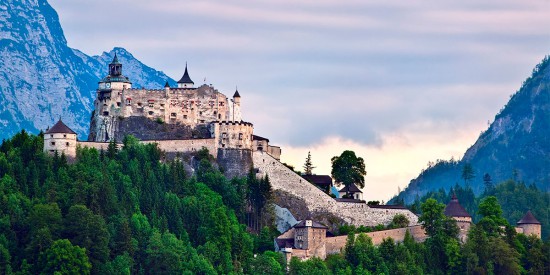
[393, 56, 550, 203]
[0, 0, 174, 140]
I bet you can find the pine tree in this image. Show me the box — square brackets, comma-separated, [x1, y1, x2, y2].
[303, 151, 315, 175]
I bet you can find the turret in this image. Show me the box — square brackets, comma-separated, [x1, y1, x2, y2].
[231, 88, 242, 122]
[44, 119, 78, 159]
[516, 211, 541, 238]
[98, 53, 132, 90]
[444, 194, 472, 242]
[177, 64, 194, 88]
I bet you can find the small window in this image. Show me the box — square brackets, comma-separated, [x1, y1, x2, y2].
[148, 103, 154, 108]
[50, 142, 55, 146]
[63, 134, 66, 138]
[199, 111, 202, 115]
[238, 133, 243, 140]
[160, 103, 165, 107]
[218, 114, 221, 119]
[117, 102, 121, 107]
[222, 133, 227, 139]
[148, 111, 154, 115]
[66, 142, 69, 146]
[137, 102, 142, 107]
[200, 120, 205, 123]
[183, 115, 188, 119]
[126, 99, 132, 104]
[103, 111, 109, 116]
[171, 113, 176, 117]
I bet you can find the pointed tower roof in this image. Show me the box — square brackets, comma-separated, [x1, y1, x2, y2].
[177, 64, 194, 84]
[45, 119, 76, 135]
[444, 193, 471, 217]
[233, 88, 241, 98]
[517, 210, 541, 225]
[164, 81, 170, 88]
[111, 52, 121, 65]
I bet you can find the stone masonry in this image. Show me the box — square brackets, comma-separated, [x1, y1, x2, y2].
[252, 151, 419, 227]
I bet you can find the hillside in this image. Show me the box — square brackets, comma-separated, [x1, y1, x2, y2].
[393, 56, 550, 204]
[0, 0, 174, 140]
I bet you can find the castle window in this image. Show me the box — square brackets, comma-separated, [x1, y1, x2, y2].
[126, 98, 132, 104]
[222, 133, 227, 139]
[63, 134, 66, 138]
[160, 103, 165, 107]
[137, 102, 142, 107]
[50, 135, 53, 138]
[66, 142, 69, 146]
[50, 142, 55, 146]
[219, 102, 224, 106]
[148, 111, 154, 115]
[218, 114, 221, 119]
[238, 133, 243, 140]
[200, 120, 205, 123]
[103, 111, 109, 116]
[117, 102, 121, 107]
[183, 115, 188, 119]
[149, 103, 154, 108]
[171, 113, 176, 118]
[199, 111, 202, 115]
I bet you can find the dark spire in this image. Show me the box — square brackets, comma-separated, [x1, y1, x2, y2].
[164, 81, 170, 88]
[111, 52, 121, 65]
[233, 87, 241, 98]
[517, 210, 541, 225]
[177, 63, 194, 84]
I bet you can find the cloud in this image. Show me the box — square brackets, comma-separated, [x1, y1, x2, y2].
[47, 0, 550, 195]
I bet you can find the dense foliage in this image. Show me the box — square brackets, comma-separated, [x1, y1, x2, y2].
[284, 198, 550, 275]
[0, 131, 275, 274]
[331, 151, 366, 197]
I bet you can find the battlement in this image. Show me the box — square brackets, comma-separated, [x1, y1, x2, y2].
[214, 120, 254, 126]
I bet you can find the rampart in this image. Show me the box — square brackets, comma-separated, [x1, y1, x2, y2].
[252, 151, 419, 227]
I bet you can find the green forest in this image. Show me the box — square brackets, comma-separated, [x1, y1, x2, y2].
[0, 131, 549, 274]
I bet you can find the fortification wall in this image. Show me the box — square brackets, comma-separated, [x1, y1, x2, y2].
[252, 151, 419, 227]
[325, 225, 428, 255]
[142, 139, 216, 155]
[217, 148, 253, 178]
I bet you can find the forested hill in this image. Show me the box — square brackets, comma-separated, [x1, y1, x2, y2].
[0, 132, 278, 274]
[393, 56, 550, 204]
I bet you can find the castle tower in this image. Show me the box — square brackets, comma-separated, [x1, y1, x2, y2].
[293, 219, 327, 258]
[231, 89, 242, 122]
[44, 119, 78, 159]
[444, 194, 472, 242]
[516, 210, 541, 238]
[177, 64, 194, 88]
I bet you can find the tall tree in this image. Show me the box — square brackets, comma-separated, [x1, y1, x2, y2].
[331, 150, 366, 196]
[483, 173, 493, 191]
[303, 151, 315, 175]
[461, 163, 475, 186]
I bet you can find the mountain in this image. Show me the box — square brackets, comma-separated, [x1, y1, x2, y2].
[0, 0, 174, 140]
[393, 56, 550, 204]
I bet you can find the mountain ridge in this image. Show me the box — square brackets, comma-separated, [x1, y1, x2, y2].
[0, 0, 174, 140]
[393, 56, 550, 204]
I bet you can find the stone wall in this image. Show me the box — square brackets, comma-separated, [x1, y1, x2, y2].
[143, 139, 216, 156]
[252, 151, 418, 228]
[114, 116, 211, 141]
[217, 148, 253, 179]
[325, 225, 428, 255]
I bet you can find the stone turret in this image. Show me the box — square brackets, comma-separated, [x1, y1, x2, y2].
[44, 119, 77, 158]
[231, 89, 242, 122]
[177, 64, 194, 88]
[516, 210, 541, 238]
[444, 194, 472, 242]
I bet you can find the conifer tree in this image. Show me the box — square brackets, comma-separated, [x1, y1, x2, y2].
[303, 151, 315, 175]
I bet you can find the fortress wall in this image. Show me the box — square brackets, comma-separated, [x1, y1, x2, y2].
[217, 148, 253, 178]
[77, 141, 114, 151]
[141, 139, 216, 155]
[252, 151, 419, 227]
[325, 225, 427, 255]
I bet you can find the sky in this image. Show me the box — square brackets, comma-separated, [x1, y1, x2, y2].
[48, 0, 550, 201]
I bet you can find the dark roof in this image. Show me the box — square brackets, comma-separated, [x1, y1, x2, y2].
[517, 210, 541, 225]
[369, 204, 407, 209]
[302, 175, 332, 187]
[444, 194, 471, 217]
[110, 53, 121, 65]
[294, 220, 328, 229]
[252, 135, 269, 142]
[335, 198, 365, 203]
[45, 119, 77, 135]
[338, 183, 362, 193]
[164, 81, 170, 88]
[275, 238, 294, 249]
[233, 89, 241, 98]
[177, 64, 194, 84]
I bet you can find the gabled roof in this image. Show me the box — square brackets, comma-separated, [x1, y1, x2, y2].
[302, 175, 332, 187]
[517, 210, 541, 225]
[45, 119, 76, 135]
[444, 194, 471, 218]
[177, 64, 194, 84]
[338, 183, 362, 193]
[293, 220, 328, 229]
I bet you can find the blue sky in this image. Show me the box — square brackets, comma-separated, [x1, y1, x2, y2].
[48, 0, 550, 201]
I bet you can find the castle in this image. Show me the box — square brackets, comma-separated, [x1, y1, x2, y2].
[275, 195, 542, 261]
